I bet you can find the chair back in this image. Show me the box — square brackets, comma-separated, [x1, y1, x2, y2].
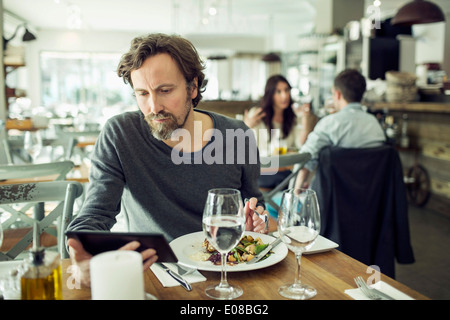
[311, 145, 414, 278]
[0, 181, 83, 260]
[51, 125, 99, 161]
[260, 152, 311, 212]
[0, 161, 74, 181]
[0, 161, 75, 232]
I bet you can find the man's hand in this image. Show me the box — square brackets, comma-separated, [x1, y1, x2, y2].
[67, 237, 158, 287]
[244, 197, 269, 234]
[294, 167, 310, 189]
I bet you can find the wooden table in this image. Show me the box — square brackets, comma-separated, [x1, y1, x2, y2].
[61, 249, 429, 300]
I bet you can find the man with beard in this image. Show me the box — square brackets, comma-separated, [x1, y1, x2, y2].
[66, 33, 268, 285]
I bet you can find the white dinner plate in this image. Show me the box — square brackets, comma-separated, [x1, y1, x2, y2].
[273, 232, 339, 254]
[170, 231, 288, 272]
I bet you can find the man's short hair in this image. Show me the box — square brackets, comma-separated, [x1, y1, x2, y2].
[117, 33, 206, 107]
[334, 69, 366, 103]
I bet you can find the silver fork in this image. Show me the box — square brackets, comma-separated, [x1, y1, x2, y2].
[355, 276, 396, 300]
[354, 276, 382, 300]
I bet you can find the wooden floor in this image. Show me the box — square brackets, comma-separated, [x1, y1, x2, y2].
[395, 204, 450, 300]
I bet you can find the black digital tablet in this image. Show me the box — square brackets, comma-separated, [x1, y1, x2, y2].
[65, 230, 178, 262]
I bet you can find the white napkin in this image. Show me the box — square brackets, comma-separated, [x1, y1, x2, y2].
[345, 281, 415, 300]
[150, 263, 206, 288]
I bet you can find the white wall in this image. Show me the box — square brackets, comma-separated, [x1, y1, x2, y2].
[23, 29, 269, 107]
[414, 22, 446, 65]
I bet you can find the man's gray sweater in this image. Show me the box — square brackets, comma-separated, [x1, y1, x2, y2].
[67, 109, 263, 241]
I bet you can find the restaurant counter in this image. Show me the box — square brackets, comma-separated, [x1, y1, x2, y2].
[367, 101, 450, 218]
[197, 100, 256, 119]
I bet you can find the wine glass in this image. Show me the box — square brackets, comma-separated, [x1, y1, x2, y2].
[299, 94, 312, 105]
[202, 188, 245, 300]
[277, 188, 321, 299]
[23, 131, 43, 163]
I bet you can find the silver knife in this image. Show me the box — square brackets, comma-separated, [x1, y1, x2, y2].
[246, 237, 283, 264]
[156, 263, 192, 291]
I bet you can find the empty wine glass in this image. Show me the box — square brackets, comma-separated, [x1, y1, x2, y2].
[23, 131, 43, 163]
[277, 188, 321, 299]
[299, 94, 312, 105]
[202, 188, 245, 300]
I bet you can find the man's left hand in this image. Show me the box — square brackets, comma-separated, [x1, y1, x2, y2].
[244, 197, 269, 234]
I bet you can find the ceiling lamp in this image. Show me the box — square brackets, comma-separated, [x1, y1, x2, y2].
[261, 53, 281, 62]
[3, 24, 37, 51]
[207, 55, 227, 60]
[22, 28, 37, 42]
[391, 0, 446, 26]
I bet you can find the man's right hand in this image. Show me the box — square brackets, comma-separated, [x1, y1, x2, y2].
[67, 237, 158, 287]
[67, 237, 93, 287]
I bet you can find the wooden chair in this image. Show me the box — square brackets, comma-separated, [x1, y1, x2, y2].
[0, 161, 75, 223]
[0, 181, 83, 260]
[51, 125, 99, 163]
[0, 160, 74, 181]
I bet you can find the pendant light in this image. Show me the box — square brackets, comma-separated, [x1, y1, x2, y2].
[391, 0, 445, 26]
[3, 24, 37, 50]
[261, 52, 281, 62]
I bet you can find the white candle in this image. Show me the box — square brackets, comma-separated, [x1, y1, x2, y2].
[90, 250, 145, 300]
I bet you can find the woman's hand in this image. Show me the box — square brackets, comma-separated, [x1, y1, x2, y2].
[244, 107, 266, 128]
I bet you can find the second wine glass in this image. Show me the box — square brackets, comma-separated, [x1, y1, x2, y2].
[277, 188, 321, 300]
[23, 131, 43, 163]
[202, 188, 245, 300]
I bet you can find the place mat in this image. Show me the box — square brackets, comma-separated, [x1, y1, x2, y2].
[150, 263, 206, 288]
[345, 281, 414, 300]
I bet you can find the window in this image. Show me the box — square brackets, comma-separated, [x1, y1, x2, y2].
[202, 54, 268, 101]
[40, 51, 137, 125]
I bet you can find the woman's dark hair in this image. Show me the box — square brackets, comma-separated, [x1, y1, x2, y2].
[117, 33, 206, 107]
[334, 69, 366, 103]
[260, 75, 296, 139]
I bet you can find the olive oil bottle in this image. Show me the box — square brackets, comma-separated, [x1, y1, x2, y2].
[20, 224, 62, 300]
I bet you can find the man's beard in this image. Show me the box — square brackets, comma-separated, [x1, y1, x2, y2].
[144, 99, 192, 141]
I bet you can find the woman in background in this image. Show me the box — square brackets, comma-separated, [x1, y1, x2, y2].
[244, 74, 317, 189]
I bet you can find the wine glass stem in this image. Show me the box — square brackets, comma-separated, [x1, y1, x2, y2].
[219, 252, 229, 288]
[295, 253, 303, 286]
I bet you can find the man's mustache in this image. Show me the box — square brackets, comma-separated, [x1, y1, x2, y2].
[145, 112, 176, 121]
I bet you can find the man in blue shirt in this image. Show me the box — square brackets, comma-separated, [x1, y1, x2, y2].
[295, 69, 386, 188]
